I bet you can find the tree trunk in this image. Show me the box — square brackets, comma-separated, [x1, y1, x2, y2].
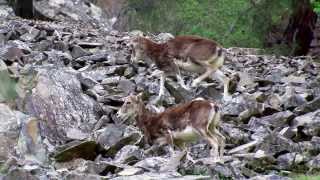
[12, 0, 34, 19]
[283, 0, 317, 55]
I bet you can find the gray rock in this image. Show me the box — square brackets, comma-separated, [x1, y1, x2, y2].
[7, 40, 32, 53]
[1, 46, 24, 62]
[101, 76, 121, 86]
[310, 136, 320, 152]
[309, 75, 320, 96]
[93, 115, 111, 130]
[77, 72, 98, 90]
[249, 174, 291, 180]
[277, 153, 305, 170]
[114, 145, 144, 164]
[222, 94, 264, 121]
[221, 123, 250, 145]
[256, 134, 299, 154]
[77, 41, 104, 48]
[54, 158, 87, 171]
[188, 143, 210, 159]
[307, 154, 320, 170]
[63, 172, 103, 180]
[0, 104, 21, 162]
[96, 124, 142, 157]
[44, 50, 72, 66]
[292, 110, 320, 136]
[2, 168, 39, 180]
[123, 66, 136, 78]
[33, 0, 113, 29]
[117, 78, 136, 95]
[281, 86, 307, 110]
[82, 67, 111, 82]
[76, 53, 109, 63]
[112, 172, 210, 180]
[33, 40, 52, 51]
[134, 157, 169, 172]
[250, 126, 270, 140]
[54, 158, 114, 175]
[294, 96, 320, 115]
[54, 40, 69, 51]
[20, 67, 102, 144]
[20, 28, 40, 42]
[248, 111, 294, 130]
[70, 45, 91, 59]
[17, 117, 48, 164]
[65, 128, 89, 140]
[53, 140, 99, 162]
[265, 94, 282, 111]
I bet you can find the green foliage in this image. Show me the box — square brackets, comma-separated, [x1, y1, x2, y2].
[127, 0, 293, 52]
[0, 69, 17, 102]
[294, 175, 320, 180]
[312, 0, 320, 13]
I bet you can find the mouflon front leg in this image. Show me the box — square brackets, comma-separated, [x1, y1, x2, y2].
[173, 59, 191, 91]
[213, 70, 232, 101]
[153, 71, 166, 103]
[191, 68, 216, 88]
[176, 73, 191, 91]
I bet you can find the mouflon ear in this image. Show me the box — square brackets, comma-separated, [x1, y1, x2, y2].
[136, 92, 144, 101]
[121, 92, 135, 102]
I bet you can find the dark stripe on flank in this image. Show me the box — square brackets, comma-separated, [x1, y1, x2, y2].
[217, 48, 223, 57]
[213, 104, 220, 112]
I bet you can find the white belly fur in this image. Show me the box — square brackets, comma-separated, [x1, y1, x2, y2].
[174, 59, 206, 73]
[172, 126, 200, 142]
[207, 54, 224, 69]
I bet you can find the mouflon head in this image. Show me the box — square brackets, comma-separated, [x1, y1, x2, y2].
[117, 93, 144, 121]
[130, 37, 150, 63]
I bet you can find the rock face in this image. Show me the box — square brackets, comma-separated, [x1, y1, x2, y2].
[0, 7, 320, 179]
[21, 67, 102, 145]
[6, 0, 114, 30]
[0, 104, 21, 162]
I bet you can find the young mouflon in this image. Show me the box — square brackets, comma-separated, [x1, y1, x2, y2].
[130, 35, 232, 102]
[117, 93, 225, 161]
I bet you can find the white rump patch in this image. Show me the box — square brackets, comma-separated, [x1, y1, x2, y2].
[193, 97, 205, 101]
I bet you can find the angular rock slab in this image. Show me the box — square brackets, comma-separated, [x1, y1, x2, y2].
[292, 109, 320, 136]
[0, 104, 21, 162]
[96, 124, 143, 157]
[53, 140, 100, 162]
[17, 117, 48, 164]
[20, 67, 102, 145]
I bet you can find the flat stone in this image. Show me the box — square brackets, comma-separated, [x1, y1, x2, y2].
[96, 124, 142, 157]
[114, 145, 144, 164]
[53, 140, 99, 162]
[71, 45, 91, 59]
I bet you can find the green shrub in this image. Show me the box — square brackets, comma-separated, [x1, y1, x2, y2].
[0, 70, 17, 102]
[126, 0, 293, 53]
[311, 0, 320, 13]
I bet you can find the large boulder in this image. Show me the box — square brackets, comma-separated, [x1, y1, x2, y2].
[19, 67, 103, 145]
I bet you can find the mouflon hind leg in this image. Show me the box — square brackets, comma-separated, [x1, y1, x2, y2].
[153, 71, 166, 103]
[213, 69, 232, 101]
[176, 74, 192, 91]
[199, 129, 222, 163]
[191, 68, 216, 88]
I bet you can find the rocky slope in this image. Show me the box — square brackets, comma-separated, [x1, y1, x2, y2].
[1, 5, 320, 180]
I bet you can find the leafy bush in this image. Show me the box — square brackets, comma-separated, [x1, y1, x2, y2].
[126, 0, 293, 51]
[311, 0, 320, 13]
[0, 69, 17, 102]
[294, 175, 320, 180]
